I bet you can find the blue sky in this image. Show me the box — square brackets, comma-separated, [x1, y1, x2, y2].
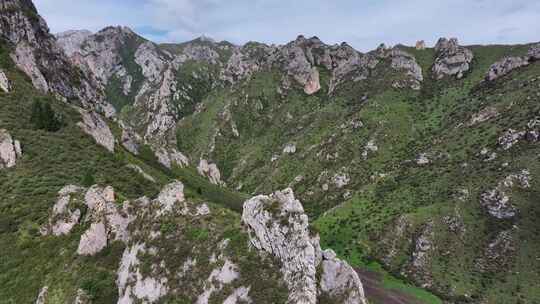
[34, 0, 540, 51]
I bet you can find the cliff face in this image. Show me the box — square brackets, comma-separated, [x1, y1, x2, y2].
[0, 0, 114, 116]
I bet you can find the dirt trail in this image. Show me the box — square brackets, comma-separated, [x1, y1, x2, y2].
[356, 268, 424, 304]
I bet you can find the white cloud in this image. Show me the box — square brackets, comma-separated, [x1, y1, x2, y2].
[33, 0, 540, 51]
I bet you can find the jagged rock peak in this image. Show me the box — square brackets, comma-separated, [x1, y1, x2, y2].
[433, 37, 473, 80]
[0, 0, 114, 116]
[242, 188, 367, 304]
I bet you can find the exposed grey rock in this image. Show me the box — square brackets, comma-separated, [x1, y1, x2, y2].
[468, 106, 499, 126]
[127, 164, 156, 183]
[55, 30, 93, 56]
[120, 124, 141, 155]
[196, 259, 240, 304]
[40, 185, 84, 236]
[222, 286, 252, 304]
[332, 172, 351, 189]
[73, 288, 92, 304]
[0, 1, 113, 115]
[35, 286, 48, 304]
[154, 147, 189, 169]
[433, 38, 473, 79]
[476, 229, 517, 274]
[528, 43, 540, 60]
[0, 69, 11, 92]
[283, 143, 297, 154]
[320, 249, 367, 304]
[77, 109, 115, 152]
[362, 139, 378, 159]
[486, 56, 529, 81]
[0, 129, 21, 169]
[416, 153, 431, 165]
[197, 159, 224, 185]
[156, 181, 185, 214]
[242, 188, 366, 304]
[303, 67, 321, 95]
[243, 188, 319, 304]
[408, 221, 435, 288]
[117, 242, 169, 304]
[415, 40, 426, 50]
[389, 48, 423, 90]
[481, 170, 530, 219]
[77, 221, 108, 256]
[498, 129, 526, 150]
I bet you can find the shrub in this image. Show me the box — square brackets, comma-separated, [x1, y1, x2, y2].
[29, 98, 63, 132]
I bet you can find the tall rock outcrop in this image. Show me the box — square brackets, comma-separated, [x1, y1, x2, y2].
[0, 69, 11, 92]
[0, 129, 22, 168]
[0, 0, 114, 116]
[242, 188, 367, 304]
[432, 38, 473, 79]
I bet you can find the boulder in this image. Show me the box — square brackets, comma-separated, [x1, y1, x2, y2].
[415, 40, 426, 50]
[486, 56, 529, 81]
[0, 129, 21, 169]
[0, 69, 10, 92]
[77, 109, 115, 152]
[433, 38, 473, 79]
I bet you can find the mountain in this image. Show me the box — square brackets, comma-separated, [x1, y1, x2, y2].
[2, 0, 540, 303]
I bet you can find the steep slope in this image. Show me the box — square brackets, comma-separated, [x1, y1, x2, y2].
[4, 0, 540, 303]
[0, 3, 370, 303]
[54, 19, 540, 303]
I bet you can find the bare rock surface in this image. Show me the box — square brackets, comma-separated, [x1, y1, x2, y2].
[389, 48, 423, 90]
[0, 69, 11, 92]
[197, 159, 224, 185]
[0, 129, 21, 169]
[40, 185, 84, 236]
[433, 38, 473, 79]
[0, 0, 113, 114]
[77, 109, 115, 152]
[481, 170, 530, 219]
[486, 56, 529, 81]
[242, 188, 367, 304]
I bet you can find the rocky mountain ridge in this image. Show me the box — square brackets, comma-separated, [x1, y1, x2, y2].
[2, 0, 540, 303]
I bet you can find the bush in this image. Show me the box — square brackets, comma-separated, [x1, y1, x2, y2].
[29, 98, 63, 132]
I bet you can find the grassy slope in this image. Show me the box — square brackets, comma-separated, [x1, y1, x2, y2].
[173, 43, 540, 303]
[315, 45, 540, 303]
[0, 42, 253, 303]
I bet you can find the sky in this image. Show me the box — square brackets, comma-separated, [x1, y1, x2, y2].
[33, 0, 540, 52]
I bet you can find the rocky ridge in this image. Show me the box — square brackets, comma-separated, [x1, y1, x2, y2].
[0, 0, 114, 116]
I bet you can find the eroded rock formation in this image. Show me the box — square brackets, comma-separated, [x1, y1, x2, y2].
[242, 188, 367, 304]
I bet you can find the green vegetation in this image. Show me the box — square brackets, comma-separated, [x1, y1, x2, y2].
[29, 98, 64, 132]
